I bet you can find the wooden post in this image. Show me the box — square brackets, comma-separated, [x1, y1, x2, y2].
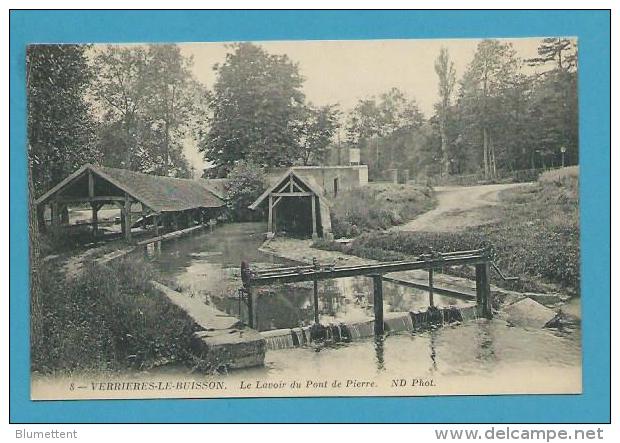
[60, 204, 69, 224]
[123, 196, 132, 242]
[91, 202, 99, 239]
[428, 267, 435, 307]
[312, 257, 320, 324]
[51, 201, 60, 226]
[186, 210, 192, 228]
[88, 169, 95, 199]
[313, 280, 319, 324]
[247, 288, 254, 329]
[476, 262, 492, 318]
[268, 194, 273, 235]
[311, 195, 318, 239]
[37, 205, 46, 233]
[154, 214, 160, 237]
[372, 275, 384, 335]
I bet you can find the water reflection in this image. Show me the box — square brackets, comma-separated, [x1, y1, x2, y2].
[374, 335, 385, 371]
[147, 222, 470, 332]
[475, 320, 497, 365]
[429, 330, 438, 372]
[145, 222, 580, 386]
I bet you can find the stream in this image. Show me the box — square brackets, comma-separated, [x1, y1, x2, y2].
[144, 222, 581, 393]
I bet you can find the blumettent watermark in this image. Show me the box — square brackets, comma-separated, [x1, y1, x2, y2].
[15, 429, 78, 439]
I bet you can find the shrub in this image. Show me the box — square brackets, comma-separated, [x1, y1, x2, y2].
[329, 184, 435, 238]
[31, 257, 198, 373]
[318, 175, 580, 296]
[224, 161, 267, 221]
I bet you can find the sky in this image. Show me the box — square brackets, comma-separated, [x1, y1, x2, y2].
[176, 38, 547, 172]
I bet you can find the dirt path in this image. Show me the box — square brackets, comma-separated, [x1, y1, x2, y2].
[395, 182, 530, 232]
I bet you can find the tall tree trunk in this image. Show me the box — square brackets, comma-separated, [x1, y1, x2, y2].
[29, 153, 43, 362]
[440, 119, 450, 176]
[163, 119, 169, 176]
[482, 127, 490, 179]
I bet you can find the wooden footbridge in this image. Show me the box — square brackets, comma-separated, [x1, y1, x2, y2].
[241, 248, 498, 334]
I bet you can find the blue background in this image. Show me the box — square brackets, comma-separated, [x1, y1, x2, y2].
[9, 10, 611, 423]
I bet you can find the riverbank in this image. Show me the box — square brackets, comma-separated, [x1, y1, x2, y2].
[31, 257, 199, 374]
[330, 182, 436, 238]
[318, 168, 580, 297]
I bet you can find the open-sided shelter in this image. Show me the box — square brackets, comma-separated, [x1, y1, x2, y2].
[249, 169, 332, 239]
[35, 164, 226, 242]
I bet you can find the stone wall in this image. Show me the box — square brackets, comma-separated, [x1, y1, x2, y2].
[268, 165, 369, 198]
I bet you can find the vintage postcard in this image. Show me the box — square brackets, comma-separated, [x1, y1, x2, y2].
[27, 37, 581, 400]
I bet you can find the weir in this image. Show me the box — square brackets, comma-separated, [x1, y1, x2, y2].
[241, 248, 494, 335]
[257, 304, 480, 349]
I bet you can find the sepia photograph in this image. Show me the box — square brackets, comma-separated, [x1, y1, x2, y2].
[27, 37, 582, 400]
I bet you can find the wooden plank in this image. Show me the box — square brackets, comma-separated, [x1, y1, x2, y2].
[272, 192, 314, 197]
[311, 195, 317, 238]
[136, 224, 205, 246]
[58, 196, 127, 203]
[88, 170, 95, 198]
[268, 194, 273, 234]
[248, 254, 487, 285]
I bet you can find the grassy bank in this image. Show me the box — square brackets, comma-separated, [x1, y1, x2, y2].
[330, 182, 436, 238]
[31, 257, 199, 374]
[317, 167, 580, 295]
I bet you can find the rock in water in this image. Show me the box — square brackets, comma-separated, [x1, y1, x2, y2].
[503, 297, 558, 329]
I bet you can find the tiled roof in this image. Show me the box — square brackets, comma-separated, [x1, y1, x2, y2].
[35, 164, 225, 213]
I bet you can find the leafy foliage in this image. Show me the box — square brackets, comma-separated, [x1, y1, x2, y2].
[346, 39, 578, 182]
[296, 104, 341, 165]
[92, 44, 199, 177]
[323, 170, 580, 295]
[31, 258, 198, 373]
[329, 184, 435, 238]
[223, 161, 267, 221]
[200, 43, 307, 174]
[27, 45, 100, 196]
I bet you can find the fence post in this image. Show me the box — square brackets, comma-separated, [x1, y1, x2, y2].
[428, 267, 435, 307]
[241, 261, 255, 328]
[312, 257, 320, 324]
[372, 275, 384, 335]
[475, 262, 492, 319]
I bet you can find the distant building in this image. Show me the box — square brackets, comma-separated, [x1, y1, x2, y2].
[267, 165, 368, 199]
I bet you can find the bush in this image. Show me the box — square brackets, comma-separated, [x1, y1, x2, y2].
[330, 184, 435, 238]
[31, 258, 198, 373]
[224, 161, 267, 221]
[319, 175, 580, 296]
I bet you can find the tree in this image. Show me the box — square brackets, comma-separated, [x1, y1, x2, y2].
[527, 38, 577, 72]
[92, 44, 197, 177]
[347, 88, 424, 176]
[200, 43, 306, 174]
[458, 39, 519, 178]
[296, 105, 340, 165]
[434, 47, 456, 176]
[92, 45, 148, 170]
[527, 38, 579, 167]
[27, 44, 100, 196]
[142, 45, 198, 176]
[224, 161, 267, 221]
